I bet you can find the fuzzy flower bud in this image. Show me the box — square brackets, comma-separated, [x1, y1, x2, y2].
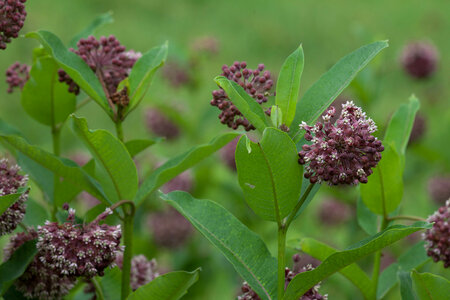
[116, 253, 159, 291]
[58, 35, 137, 96]
[210, 61, 273, 131]
[0, 158, 28, 236]
[145, 108, 180, 140]
[0, 0, 27, 50]
[318, 197, 352, 225]
[298, 101, 384, 185]
[428, 176, 450, 206]
[36, 207, 122, 278]
[423, 200, 450, 268]
[5, 62, 29, 93]
[162, 61, 191, 88]
[400, 41, 439, 79]
[4, 230, 75, 300]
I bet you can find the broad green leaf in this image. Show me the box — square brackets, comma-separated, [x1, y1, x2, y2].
[235, 128, 302, 222]
[26, 31, 110, 114]
[126, 43, 168, 116]
[284, 222, 431, 300]
[162, 191, 277, 300]
[270, 106, 283, 128]
[299, 238, 374, 300]
[398, 269, 418, 300]
[360, 143, 403, 215]
[18, 153, 54, 202]
[23, 197, 50, 226]
[275, 44, 304, 127]
[357, 196, 378, 235]
[214, 76, 270, 132]
[98, 267, 122, 300]
[411, 270, 450, 300]
[384, 95, 420, 157]
[0, 240, 37, 295]
[69, 12, 114, 48]
[134, 132, 240, 205]
[21, 56, 76, 126]
[290, 41, 388, 143]
[378, 241, 429, 299]
[0, 134, 108, 204]
[71, 115, 138, 202]
[125, 138, 161, 157]
[0, 188, 27, 215]
[127, 269, 200, 300]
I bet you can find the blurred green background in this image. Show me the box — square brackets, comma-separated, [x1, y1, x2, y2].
[0, 0, 449, 299]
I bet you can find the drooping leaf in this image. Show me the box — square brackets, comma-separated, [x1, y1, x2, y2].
[235, 128, 302, 222]
[284, 222, 431, 300]
[127, 269, 200, 300]
[134, 132, 240, 205]
[0, 240, 37, 296]
[26, 31, 110, 114]
[411, 270, 450, 300]
[290, 41, 388, 143]
[69, 12, 114, 48]
[162, 191, 277, 300]
[0, 188, 27, 215]
[71, 115, 138, 202]
[360, 143, 403, 215]
[214, 76, 270, 132]
[357, 196, 378, 235]
[275, 44, 304, 127]
[21, 56, 76, 126]
[298, 238, 375, 299]
[398, 269, 418, 300]
[125, 138, 161, 157]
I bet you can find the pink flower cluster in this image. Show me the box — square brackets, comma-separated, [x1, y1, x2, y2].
[0, 0, 27, 49]
[423, 200, 450, 268]
[116, 253, 159, 291]
[5, 61, 29, 93]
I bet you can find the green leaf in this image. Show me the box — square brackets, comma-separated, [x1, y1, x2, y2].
[214, 76, 270, 132]
[411, 270, 450, 300]
[270, 106, 283, 128]
[360, 143, 403, 215]
[21, 56, 76, 126]
[378, 241, 430, 299]
[398, 269, 418, 300]
[357, 196, 378, 235]
[294, 181, 320, 219]
[275, 44, 304, 127]
[162, 191, 277, 300]
[18, 152, 54, 202]
[126, 43, 168, 116]
[23, 197, 50, 226]
[26, 31, 109, 114]
[290, 41, 388, 143]
[69, 12, 114, 48]
[134, 132, 240, 205]
[98, 267, 122, 300]
[298, 238, 375, 299]
[235, 128, 302, 222]
[0, 188, 27, 215]
[125, 138, 161, 157]
[283, 222, 431, 300]
[0, 240, 37, 295]
[384, 95, 420, 157]
[71, 115, 138, 202]
[127, 269, 200, 300]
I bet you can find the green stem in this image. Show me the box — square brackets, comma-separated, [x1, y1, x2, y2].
[285, 183, 315, 229]
[115, 120, 124, 142]
[372, 217, 388, 298]
[91, 277, 105, 300]
[51, 128, 61, 221]
[277, 225, 287, 300]
[121, 203, 134, 300]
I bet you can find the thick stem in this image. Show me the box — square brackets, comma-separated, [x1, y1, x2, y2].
[285, 183, 315, 229]
[372, 216, 388, 297]
[121, 204, 134, 300]
[277, 225, 287, 300]
[51, 128, 61, 221]
[115, 120, 124, 142]
[91, 277, 105, 300]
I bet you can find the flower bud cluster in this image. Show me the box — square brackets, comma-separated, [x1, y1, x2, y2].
[401, 41, 438, 79]
[161, 170, 193, 194]
[423, 200, 450, 268]
[0, 0, 27, 50]
[145, 108, 180, 140]
[36, 207, 122, 278]
[0, 158, 28, 236]
[116, 253, 159, 291]
[298, 101, 384, 185]
[211, 61, 273, 131]
[318, 197, 352, 225]
[408, 114, 427, 144]
[5, 61, 29, 93]
[162, 61, 191, 88]
[428, 176, 450, 206]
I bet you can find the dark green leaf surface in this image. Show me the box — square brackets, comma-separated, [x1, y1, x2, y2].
[71, 115, 138, 202]
[125, 138, 161, 157]
[69, 12, 114, 48]
[290, 41, 388, 143]
[411, 270, 450, 300]
[235, 128, 302, 222]
[275, 45, 304, 127]
[134, 132, 239, 205]
[127, 269, 200, 300]
[215, 76, 270, 132]
[284, 222, 431, 300]
[99, 267, 122, 300]
[0, 190, 26, 215]
[23, 197, 50, 226]
[162, 191, 277, 300]
[398, 269, 418, 300]
[357, 196, 378, 235]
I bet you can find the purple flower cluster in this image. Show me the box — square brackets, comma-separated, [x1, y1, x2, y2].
[58, 35, 138, 96]
[401, 41, 438, 79]
[0, 0, 27, 50]
[145, 108, 180, 140]
[5, 61, 29, 93]
[298, 101, 384, 185]
[238, 254, 327, 300]
[428, 176, 450, 206]
[161, 170, 193, 194]
[37, 207, 122, 278]
[318, 197, 352, 225]
[423, 200, 450, 268]
[211, 61, 273, 131]
[408, 114, 427, 144]
[0, 158, 28, 236]
[4, 230, 76, 300]
[116, 253, 159, 291]
[162, 61, 191, 88]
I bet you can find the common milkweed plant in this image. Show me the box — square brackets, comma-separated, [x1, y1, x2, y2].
[0, 2, 449, 300]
